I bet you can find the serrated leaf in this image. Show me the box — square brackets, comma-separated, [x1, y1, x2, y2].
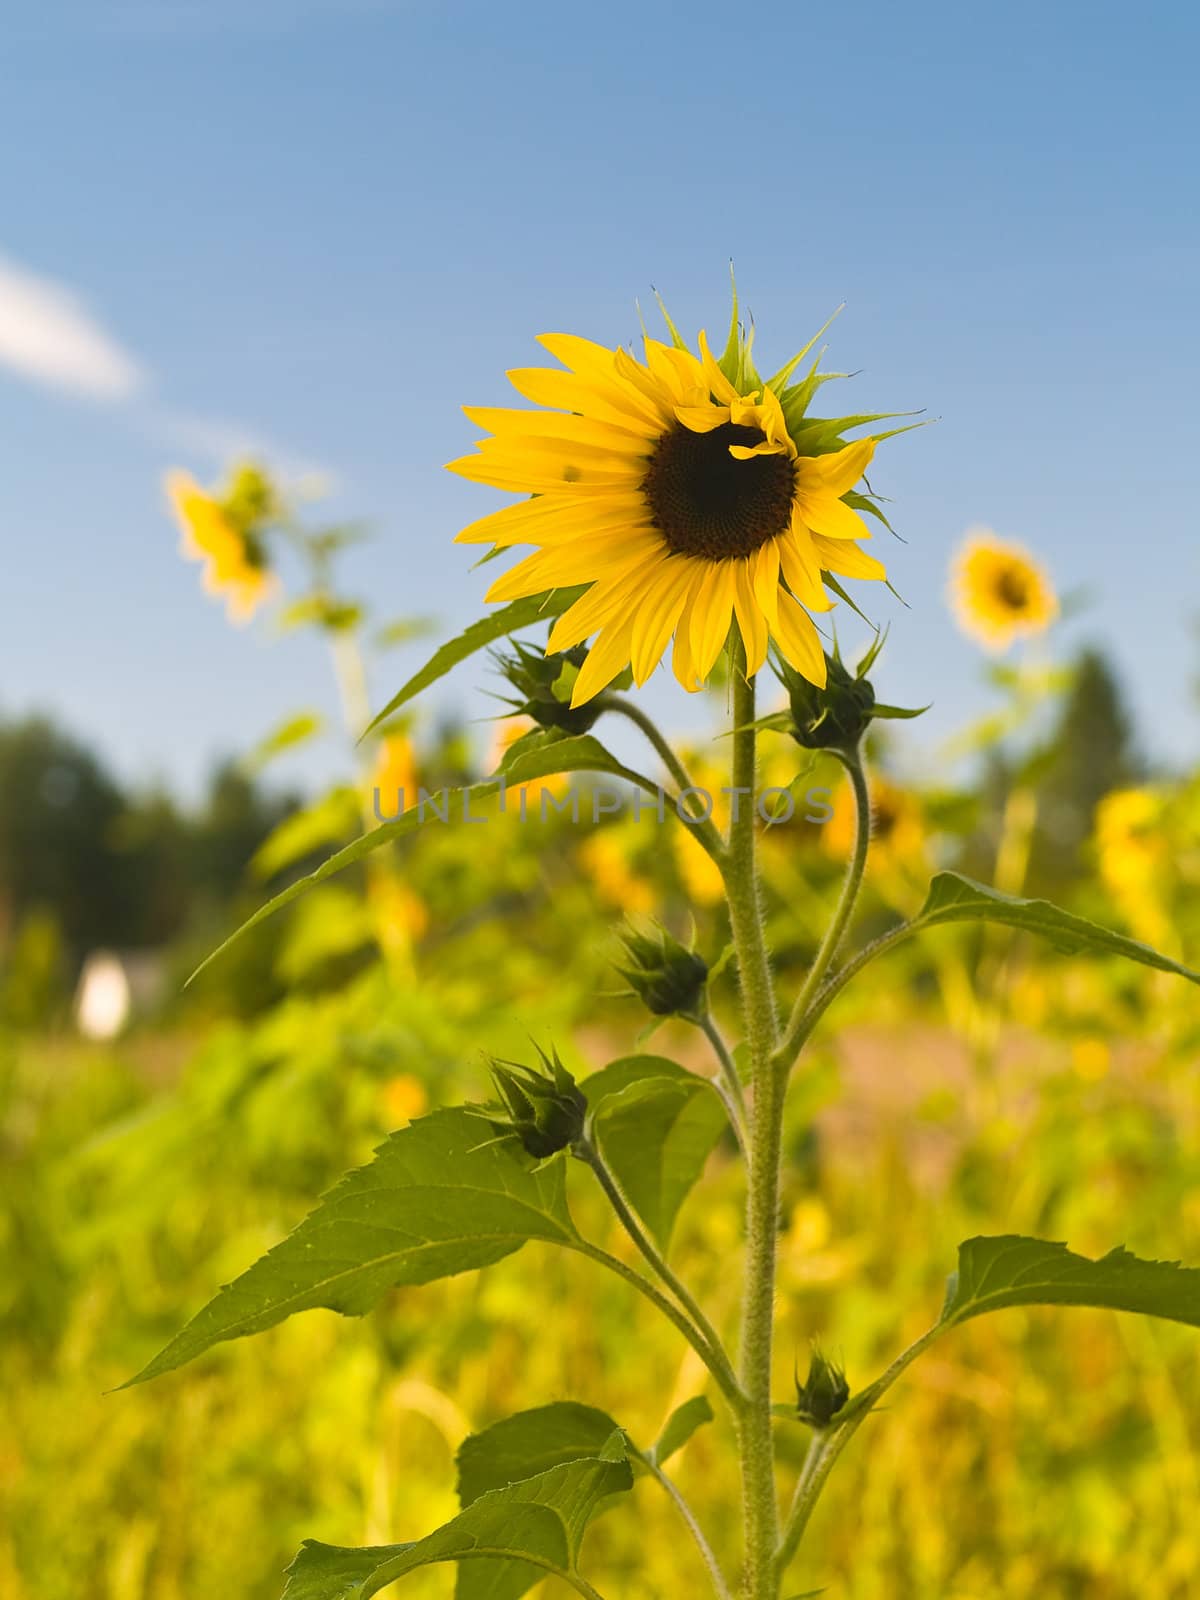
[457, 1404, 623, 1507]
[942, 1236, 1200, 1329]
[916, 872, 1200, 985]
[125, 1107, 578, 1385]
[650, 1395, 713, 1466]
[361, 589, 586, 740]
[281, 1437, 632, 1600]
[585, 1056, 726, 1249]
[190, 736, 629, 983]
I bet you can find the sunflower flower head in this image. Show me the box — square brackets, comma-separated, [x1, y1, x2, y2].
[166, 460, 278, 623]
[484, 1045, 587, 1160]
[950, 529, 1058, 651]
[449, 287, 913, 705]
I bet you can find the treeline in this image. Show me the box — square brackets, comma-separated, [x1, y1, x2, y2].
[0, 714, 298, 1000]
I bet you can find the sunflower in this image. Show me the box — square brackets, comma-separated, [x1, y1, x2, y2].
[949, 530, 1057, 650]
[448, 301, 899, 706]
[166, 467, 276, 623]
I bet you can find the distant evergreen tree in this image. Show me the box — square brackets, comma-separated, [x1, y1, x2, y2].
[1027, 646, 1142, 890]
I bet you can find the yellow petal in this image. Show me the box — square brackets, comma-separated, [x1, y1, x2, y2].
[792, 488, 872, 542]
[729, 440, 787, 460]
[689, 561, 737, 678]
[505, 366, 664, 436]
[462, 406, 653, 454]
[772, 591, 828, 686]
[697, 329, 741, 404]
[751, 540, 781, 625]
[671, 577, 704, 692]
[547, 552, 669, 651]
[733, 560, 769, 676]
[810, 533, 887, 581]
[571, 614, 638, 706]
[484, 531, 661, 602]
[630, 558, 696, 684]
[779, 521, 831, 610]
[536, 331, 622, 379]
[675, 403, 732, 434]
[454, 494, 648, 547]
[795, 436, 875, 497]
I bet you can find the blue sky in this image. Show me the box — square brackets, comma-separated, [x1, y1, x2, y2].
[2, 0, 1197, 798]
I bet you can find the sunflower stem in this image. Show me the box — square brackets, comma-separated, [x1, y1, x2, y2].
[598, 693, 726, 863]
[575, 1138, 742, 1408]
[698, 1012, 749, 1154]
[722, 643, 783, 1600]
[773, 745, 870, 1077]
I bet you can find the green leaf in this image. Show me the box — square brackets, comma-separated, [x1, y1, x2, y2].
[870, 702, 930, 721]
[281, 1436, 632, 1600]
[457, 1403, 622, 1506]
[585, 1056, 726, 1249]
[125, 1107, 577, 1385]
[943, 1236, 1200, 1330]
[190, 735, 629, 983]
[650, 1395, 713, 1466]
[242, 711, 325, 773]
[361, 589, 586, 740]
[916, 872, 1200, 985]
[251, 787, 361, 881]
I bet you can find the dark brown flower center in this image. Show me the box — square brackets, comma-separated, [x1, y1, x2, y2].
[994, 566, 1031, 609]
[641, 421, 795, 561]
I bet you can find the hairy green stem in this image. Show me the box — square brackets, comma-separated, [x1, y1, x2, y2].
[638, 1449, 733, 1600]
[722, 648, 783, 1600]
[774, 746, 870, 1075]
[570, 1236, 743, 1409]
[698, 1012, 749, 1153]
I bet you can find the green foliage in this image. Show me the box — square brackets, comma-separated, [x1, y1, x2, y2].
[126, 1107, 578, 1385]
[649, 1396, 714, 1466]
[362, 591, 587, 740]
[191, 733, 634, 983]
[943, 1236, 1200, 1329]
[281, 1435, 631, 1600]
[585, 1056, 727, 1250]
[916, 871, 1200, 984]
[457, 1403, 623, 1505]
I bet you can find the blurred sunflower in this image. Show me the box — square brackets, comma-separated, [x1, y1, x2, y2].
[369, 732, 419, 820]
[579, 829, 656, 915]
[1095, 788, 1167, 891]
[824, 772, 925, 871]
[450, 304, 898, 705]
[166, 465, 277, 622]
[949, 529, 1057, 650]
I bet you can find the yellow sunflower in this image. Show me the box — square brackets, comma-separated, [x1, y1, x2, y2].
[166, 467, 276, 623]
[448, 305, 896, 705]
[949, 529, 1058, 650]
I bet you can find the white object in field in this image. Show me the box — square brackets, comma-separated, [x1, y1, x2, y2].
[75, 951, 132, 1040]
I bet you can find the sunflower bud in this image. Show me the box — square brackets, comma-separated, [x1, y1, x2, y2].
[493, 640, 604, 735]
[487, 1045, 587, 1159]
[778, 644, 877, 753]
[794, 1347, 849, 1428]
[775, 633, 925, 752]
[616, 922, 709, 1021]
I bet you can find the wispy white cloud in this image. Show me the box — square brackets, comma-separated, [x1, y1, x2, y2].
[0, 247, 330, 480]
[0, 252, 145, 400]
